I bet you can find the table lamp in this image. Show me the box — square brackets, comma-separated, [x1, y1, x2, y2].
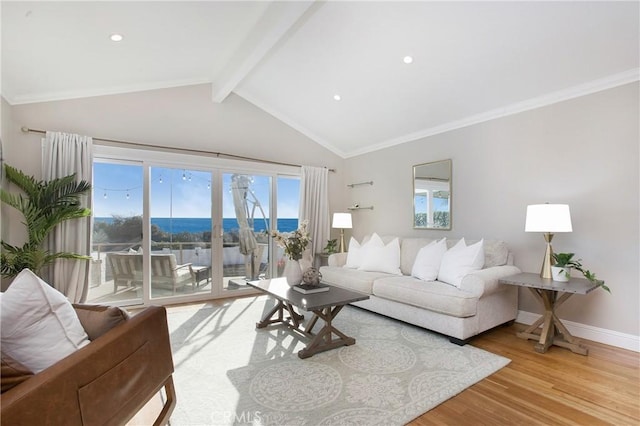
[525, 204, 572, 279]
[332, 213, 352, 253]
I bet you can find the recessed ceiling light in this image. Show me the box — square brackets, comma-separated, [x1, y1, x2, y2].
[403, 56, 413, 64]
[333, 94, 341, 101]
[110, 34, 124, 42]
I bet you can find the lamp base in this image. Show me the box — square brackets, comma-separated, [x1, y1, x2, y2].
[339, 229, 346, 253]
[540, 232, 554, 279]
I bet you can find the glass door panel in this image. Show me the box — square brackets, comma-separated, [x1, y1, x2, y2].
[150, 167, 212, 299]
[88, 161, 143, 306]
[274, 176, 301, 278]
[222, 173, 271, 290]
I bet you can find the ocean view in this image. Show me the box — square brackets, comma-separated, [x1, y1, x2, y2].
[94, 217, 299, 234]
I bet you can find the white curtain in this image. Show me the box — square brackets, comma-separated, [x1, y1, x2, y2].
[42, 131, 93, 302]
[299, 166, 329, 263]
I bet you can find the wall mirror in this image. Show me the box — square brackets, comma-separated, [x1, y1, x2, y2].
[413, 159, 452, 230]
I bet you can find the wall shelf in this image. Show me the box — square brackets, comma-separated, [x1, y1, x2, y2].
[347, 181, 373, 188]
[348, 206, 374, 211]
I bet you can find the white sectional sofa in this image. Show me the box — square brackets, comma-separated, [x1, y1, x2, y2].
[319, 236, 521, 344]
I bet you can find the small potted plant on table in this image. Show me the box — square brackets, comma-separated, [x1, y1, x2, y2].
[551, 252, 610, 292]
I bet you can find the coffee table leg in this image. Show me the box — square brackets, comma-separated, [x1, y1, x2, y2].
[256, 299, 304, 329]
[298, 305, 355, 359]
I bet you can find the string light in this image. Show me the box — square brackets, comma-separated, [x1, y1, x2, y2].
[96, 185, 141, 200]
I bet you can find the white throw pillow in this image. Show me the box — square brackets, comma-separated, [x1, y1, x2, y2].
[358, 233, 402, 275]
[411, 238, 447, 281]
[438, 238, 485, 287]
[344, 237, 363, 268]
[1, 269, 90, 373]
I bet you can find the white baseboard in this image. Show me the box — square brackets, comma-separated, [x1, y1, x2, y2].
[516, 310, 640, 353]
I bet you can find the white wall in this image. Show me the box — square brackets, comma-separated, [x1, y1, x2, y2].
[343, 82, 639, 338]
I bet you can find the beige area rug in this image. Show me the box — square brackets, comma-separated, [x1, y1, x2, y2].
[166, 296, 510, 426]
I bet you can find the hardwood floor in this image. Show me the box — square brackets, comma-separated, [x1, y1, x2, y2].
[410, 323, 640, 425]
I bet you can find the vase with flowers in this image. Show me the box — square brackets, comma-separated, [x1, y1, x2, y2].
[271, 220, 311, 286]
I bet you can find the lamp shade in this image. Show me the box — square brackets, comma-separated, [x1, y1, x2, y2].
[525, 204, 572, 233]
[332, 213, 352, 229]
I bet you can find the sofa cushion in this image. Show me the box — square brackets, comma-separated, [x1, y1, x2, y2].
[400, 237, 437, 275]
[358, 234, 402, 275]
[73, 304, 130, 341]
[372, 276, 478, 318]
[438, 239, 485, 287]
[320, 266, 390, 294]
[482, 240, 510, 267]
[1, 352, 34, 393]
[0, 269, 90, 373]
[411, 238, 447, 281]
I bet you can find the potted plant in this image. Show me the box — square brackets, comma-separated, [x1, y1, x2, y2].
[323, 238, 338, 254]
[1, 164, 92, 279]
[270, 220, 311, 285]
[551, 252, 610, 293]
[551, 252, 579, 282]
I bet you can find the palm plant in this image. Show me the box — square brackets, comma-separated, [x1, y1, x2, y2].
[1, 164, 92, 278]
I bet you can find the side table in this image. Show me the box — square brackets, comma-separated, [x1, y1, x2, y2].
[192, 266, 211, 287]
[499, 272, 601, 355]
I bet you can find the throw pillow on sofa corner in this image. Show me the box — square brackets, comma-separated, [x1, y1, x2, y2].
[345, 237, 363, 268]
[0, 269, 90, 374]
[358, 233, 402, 275]
[438, 238, 485, 287]
[411, 238, 447, 281]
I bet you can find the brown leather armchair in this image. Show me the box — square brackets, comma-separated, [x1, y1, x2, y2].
[1, 305, 176, 426]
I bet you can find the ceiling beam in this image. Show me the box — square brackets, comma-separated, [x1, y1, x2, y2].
[211, 0, 317, 103]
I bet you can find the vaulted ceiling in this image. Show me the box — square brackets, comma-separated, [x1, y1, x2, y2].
[2, 1, 638, 158]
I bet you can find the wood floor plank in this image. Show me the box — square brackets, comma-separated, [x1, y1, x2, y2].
[409, 323, 640, 425]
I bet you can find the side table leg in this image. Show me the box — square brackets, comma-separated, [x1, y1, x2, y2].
[534, 290, 558, 353]
[552, 313, 589, 355]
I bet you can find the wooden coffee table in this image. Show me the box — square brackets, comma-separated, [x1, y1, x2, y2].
[247, 278, 369, 358]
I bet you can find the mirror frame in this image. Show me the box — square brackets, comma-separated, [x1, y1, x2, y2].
[413, 159, 452, 230]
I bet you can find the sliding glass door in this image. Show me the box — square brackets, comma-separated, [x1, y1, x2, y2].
[221, 173, 271, 291]
[88, 149, 300, 306]
[88, 160, 144, 306]
[149, 167, 212, 299]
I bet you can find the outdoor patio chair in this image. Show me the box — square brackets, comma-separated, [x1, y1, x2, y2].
[107, 252, 143, 293]
[150, 254, 197, 294]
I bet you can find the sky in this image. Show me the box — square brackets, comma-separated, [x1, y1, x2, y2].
[93, 163, 300, 219]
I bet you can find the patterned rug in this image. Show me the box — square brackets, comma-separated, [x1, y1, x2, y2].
[166, 296, 510, 425]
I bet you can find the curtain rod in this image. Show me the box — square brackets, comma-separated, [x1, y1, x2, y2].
[21, 126, 336, 172]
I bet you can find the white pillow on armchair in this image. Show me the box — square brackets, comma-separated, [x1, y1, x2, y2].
[1, 269, 90, 373]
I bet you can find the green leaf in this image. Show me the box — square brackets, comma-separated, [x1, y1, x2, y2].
[1, 164, 92, 279]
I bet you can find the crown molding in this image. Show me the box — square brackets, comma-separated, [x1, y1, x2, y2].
[4, 78, 212, 106]
[343, 68, 640, 158]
